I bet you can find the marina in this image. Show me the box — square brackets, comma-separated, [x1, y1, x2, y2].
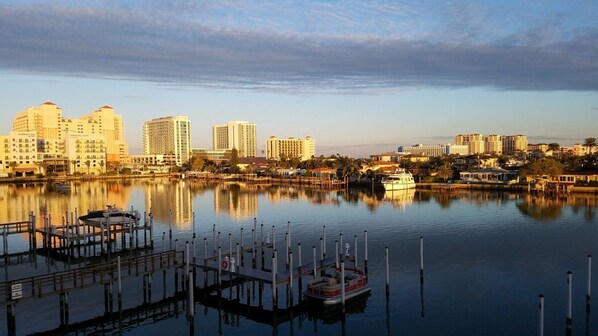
[0, 179, 597, 335]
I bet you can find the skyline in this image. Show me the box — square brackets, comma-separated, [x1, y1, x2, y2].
[1, 1, 597, 157]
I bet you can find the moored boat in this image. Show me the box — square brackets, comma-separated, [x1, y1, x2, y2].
[381, 169, 416, 191]
[304, 267, 371, 306]
[54, 182, 71, 191]
[78, 205, 139, 226]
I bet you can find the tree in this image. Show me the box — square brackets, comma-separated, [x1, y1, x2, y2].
[99, 160, 105, 174]
[436, 164, 454, 182]
[229, 148, 240, 173]
[519, 158, 564, 180]
[584, 137, 597, 154]
[547, 143, 560, 152]
[9, 161, 18, 177]
[85, 160, 91, 174]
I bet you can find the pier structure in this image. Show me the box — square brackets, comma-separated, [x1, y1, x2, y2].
[1, 212, 371, 335]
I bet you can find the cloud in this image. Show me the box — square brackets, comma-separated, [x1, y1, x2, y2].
[1, 2, 598, 92]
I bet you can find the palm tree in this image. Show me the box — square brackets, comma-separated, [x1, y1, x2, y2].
[85, 160, 91, 175]
[584, 137, 597, 155]
[436, 164, 453, 182]
[9, 161, 18, 177]
[99, 160, 105, 174]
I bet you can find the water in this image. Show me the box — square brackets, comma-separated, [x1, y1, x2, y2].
[1, 179, 597, 335]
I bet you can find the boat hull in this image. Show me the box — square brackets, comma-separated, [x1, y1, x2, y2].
[381, 182, 416, 191]
[305, 285, 372, 306]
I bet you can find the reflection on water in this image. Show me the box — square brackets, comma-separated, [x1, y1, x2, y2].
[0, 179, 597, 227]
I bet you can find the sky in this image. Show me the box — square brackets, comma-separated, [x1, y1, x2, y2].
[1, 0, 597, 157]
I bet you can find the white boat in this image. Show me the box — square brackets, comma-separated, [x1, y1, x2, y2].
[78, 205, 139, 227]
[381, 169, 416, 191]
[304, 267, 371, 306]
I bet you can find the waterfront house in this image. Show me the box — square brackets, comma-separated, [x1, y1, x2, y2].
[459, 168, 519, 184]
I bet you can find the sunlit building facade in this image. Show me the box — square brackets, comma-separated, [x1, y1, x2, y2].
[212, 121, 257, 158]
[484, 134, 503, 154]
[455, 133, 485, 154]
[143, 116, 191, 167]
[266, 136, 315, 161]
[502, 135, 528, 154]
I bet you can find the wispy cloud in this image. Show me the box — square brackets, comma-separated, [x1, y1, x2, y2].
[1, 1, 598, 92]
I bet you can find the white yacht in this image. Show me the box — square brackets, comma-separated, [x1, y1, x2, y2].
[381, 169, 416, 191]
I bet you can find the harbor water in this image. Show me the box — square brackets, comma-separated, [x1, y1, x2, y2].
[0, 179, 597, 335]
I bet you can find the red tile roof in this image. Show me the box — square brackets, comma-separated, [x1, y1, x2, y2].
[43, 101, 56, 105]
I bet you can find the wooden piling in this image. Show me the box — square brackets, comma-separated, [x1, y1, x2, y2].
[335, 240, 339, 268]
[322, 225, 326, 257]
[354, 235, 358, 269]
[538, 294, 544, 336]
[385, 246, 390, 299]
[364, 230, 368, 275]
[289, 251, 294, 306]
[341, 261, 346, 308]
[272, 249, 278, 309]
[566, 271, 572, 333]
[187, 270, 194, 320]
[7, 303, 16, 336]
[117, 256, 122, 311]
[587, 254, 592, 312]
[420, 236, 424, 283]
[312, 245, 317, 278]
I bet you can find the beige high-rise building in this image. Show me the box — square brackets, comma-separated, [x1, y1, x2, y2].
[0, 131, 39, 176]
[484, 134, 503, 154]
[455, 133, 485, 154]
[143, 116, 191, 167]
[212, 121, 257, 158]
[11, 102, 129, 163]
[64, 130, 106, 174]
[266, 136, 315, 161]
[502, 135, 528, 154]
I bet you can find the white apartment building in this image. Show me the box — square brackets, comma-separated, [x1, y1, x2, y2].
[266, 136, 315, 161]
[0, 131, 39, 176]
[143, 116, 191, 167]
[212, 121, 257, 158]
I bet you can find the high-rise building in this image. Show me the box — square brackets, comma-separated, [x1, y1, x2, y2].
[143, 116, 191, 166]
[484, 134, 503, 154]
[11, 102, 129, 163]
[64, 130, 106, 174]
[266, 136, 315, 161]
[212, 121, 257, 158]
[501, 135, 528, 154]
[455, 133, 485, 154]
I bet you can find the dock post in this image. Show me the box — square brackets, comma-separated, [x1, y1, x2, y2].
[297, 243, 303, 297]
[2, 227, 7, 257]
[420, 236, 424, 284]
[287, 221, 291, 247]
[228, 233, 232, 260]
[272, 249, 278, 310]
[320, 238, 324, 262]
[104, 282, 113, 316]
[289, 250, 294, 307]
[285, 233, 289, 269]
[212, 224, 216, 254]
[566, 271, 572, 334]
[162, 232, 166, 253]
[538, 294, 544, 336]
[341, 262, 346, 309]
[117, 256, 122, 312]
[587, 254, 592, 312]
[6, 303, 16, 336]
[322, 225, 326, 257]
[187, 271, 195, 321]
[32, 214, 37, 252]
[272, 226, 276, 250]
[312, 245, 317, 278]
[185, 242, 190, 291]
[100, 219, 105, 255]
[364, 230, 368, 275]
[149, 213, 154, 248]
[143, 274, 152, 304]
[335, 240, 339, 268]
[385, 247, 390, 299]
[240, 228, 244, 249]
[252, 229, 256, 269]
[192, 211, 196, 238]
[260, 222, 264, 245]
[218, 246, 222, 292]
[143, 212, 147, 247]
[168, 209, 172, 249]
[354, 235, 358, 269]
[203, 238, 208, 288]
[62, 291, 70, 327]
[339, 233, 343, 261]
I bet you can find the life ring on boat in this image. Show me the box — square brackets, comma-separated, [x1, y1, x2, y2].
[222, 260, 228, 270]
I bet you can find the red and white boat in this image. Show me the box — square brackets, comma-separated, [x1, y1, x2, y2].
[304, 267, 371, 306]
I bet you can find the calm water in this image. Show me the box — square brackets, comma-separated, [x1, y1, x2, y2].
[1, 179, 597, 335]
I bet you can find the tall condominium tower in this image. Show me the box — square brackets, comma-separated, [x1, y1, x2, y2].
[267, 136, 315, 161]
[212, 121, 257, 158]
[143, 116, 191, 166]
[455, 133, 485, 154]
[501, 135, 528, 154]
[484, 134, 503, 154]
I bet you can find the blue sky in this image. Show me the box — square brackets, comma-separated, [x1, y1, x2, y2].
[1, 1, 597, 157]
